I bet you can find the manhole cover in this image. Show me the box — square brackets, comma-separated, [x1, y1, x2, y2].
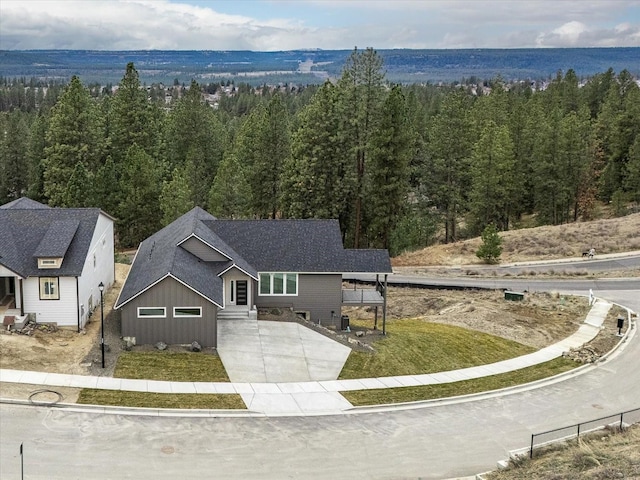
[161, 446, 175, 455]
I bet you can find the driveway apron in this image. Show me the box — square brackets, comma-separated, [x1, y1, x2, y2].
[216, 319, 352, 383]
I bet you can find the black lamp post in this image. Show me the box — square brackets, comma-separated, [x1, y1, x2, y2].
[98, 282, 105, 368]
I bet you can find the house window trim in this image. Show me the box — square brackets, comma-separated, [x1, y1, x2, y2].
[258, 273, 298, 296]
[137, 307, 167, 318]
[173, 307, 203, 318]
[38, 258, 62, 269]
[39, 277, 60, 300]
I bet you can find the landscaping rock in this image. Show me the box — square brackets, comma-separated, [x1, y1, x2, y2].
[563, 345, 600, 363]
[155, 342, 167, 351]
[191, 341, 202, 352]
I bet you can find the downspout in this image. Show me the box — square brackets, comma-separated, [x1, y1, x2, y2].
[19, 278, 24, 317]
[76, 277, 80, 333]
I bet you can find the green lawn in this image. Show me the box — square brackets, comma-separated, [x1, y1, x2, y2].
[77, 322, 575, 409]
[77, 351, 244, 409]
[342, 357, 577, 406]
[113, 351, 230, 382]
[339, 318, 536, 379]
[77, 389, 245, 409]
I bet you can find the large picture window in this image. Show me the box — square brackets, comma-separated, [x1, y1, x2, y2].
[39, 277, 59, 300]
[137, 307, 166, 318]
[258, 273, 297, 296]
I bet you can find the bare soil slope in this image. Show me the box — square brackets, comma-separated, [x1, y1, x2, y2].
[394, 213, 640, 266]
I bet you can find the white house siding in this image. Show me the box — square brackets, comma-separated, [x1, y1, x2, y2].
[254, 274, 342, 327]
[76, 213, 115, 328]
[22, 276, 78, 327]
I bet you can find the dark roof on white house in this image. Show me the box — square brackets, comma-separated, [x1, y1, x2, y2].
[115, 208, 392, 309]
[0, 198, 104, 278]
[0, 197, 51, 210]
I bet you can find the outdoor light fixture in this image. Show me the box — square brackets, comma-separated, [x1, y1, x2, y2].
[98, 282, 105, 368]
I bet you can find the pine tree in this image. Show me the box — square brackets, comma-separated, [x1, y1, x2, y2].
[468, 121, 515, 234]
[0, 111, 30, 203]
[367, 85, 412, 251]
[165, 80, 224, 207]
[476, 224, 503, 264]
[281, 81, 354, 234]
[425, 90, 474, 243]
[160, 168, 194, 225]
[249, 94, 290, 218]
[42, 76, 102, 206]
[208, 152, 250, 218]
[117, 144, 162, 247]
[338, 47, 386, 247]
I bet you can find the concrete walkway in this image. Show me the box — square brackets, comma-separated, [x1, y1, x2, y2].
[0, 300, 613, 416]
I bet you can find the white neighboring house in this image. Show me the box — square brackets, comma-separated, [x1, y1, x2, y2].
[0, 197, 115, 330]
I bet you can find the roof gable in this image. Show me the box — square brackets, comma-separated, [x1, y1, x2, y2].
[0, 201, 105, 277]
[116, 208, 392, 309]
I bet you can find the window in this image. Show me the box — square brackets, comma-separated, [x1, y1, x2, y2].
[137, 307, 166, 318]
[39, 277, 59, 300]
[258, 273, 298, 296]
[173, 307, 202, 318]
[38, 258, 62, 269]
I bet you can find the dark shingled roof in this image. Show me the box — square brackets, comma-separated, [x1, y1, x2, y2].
[33, 219, 80, 258]
[0, 197, 50, 210]
[0, 200, 101, 277]
[116, 208, 392, 309]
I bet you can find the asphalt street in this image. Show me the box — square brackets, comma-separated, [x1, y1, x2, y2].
[1, 264, 638, 479]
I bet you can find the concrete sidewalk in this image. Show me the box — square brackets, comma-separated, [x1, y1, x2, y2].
[0, 300, 613, 416]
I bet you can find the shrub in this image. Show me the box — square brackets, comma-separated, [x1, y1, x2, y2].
[476, 224, 503, 264]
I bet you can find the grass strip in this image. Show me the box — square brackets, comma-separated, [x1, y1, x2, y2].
[342, 357, 577, 406]
[339, 319, 535, 379]
[77, 389, 245, 409]
[113, 352, 230, 382]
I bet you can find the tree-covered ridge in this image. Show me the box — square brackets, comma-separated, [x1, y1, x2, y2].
[1, 52, 638, 255]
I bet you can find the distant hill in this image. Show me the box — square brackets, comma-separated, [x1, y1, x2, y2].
[0, 48, 638, 85]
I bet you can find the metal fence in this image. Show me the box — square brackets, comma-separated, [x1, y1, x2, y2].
[529, 407, 640, 458]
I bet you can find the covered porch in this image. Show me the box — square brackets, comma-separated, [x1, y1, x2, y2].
[0, 274, 27, 330]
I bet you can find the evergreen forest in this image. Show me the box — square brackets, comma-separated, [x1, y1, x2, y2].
[1, 48, 639, 254]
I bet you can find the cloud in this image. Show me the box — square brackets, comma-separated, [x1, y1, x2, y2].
[0, 0, 638, 50]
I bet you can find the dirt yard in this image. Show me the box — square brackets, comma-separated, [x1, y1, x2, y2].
[1, 263, 595, 380]
[0, 263, 128, 375]
[343, 287, 590, 350]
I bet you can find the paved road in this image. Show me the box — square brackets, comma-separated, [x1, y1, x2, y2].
[1, 284, 638, 479]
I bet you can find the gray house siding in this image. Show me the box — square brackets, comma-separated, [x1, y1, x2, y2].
[121, 276, 218, 347]
[180, 236, 229, 262]
[254, 274, 342, 327]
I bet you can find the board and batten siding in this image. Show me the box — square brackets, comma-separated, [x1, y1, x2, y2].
[180, 237, 229, 262]
[22, 276, 78, 327]
[121, 276, 218, 347]
[254, 274, 342, 327]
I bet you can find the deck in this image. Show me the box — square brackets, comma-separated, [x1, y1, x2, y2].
[342, 288, 384, 306]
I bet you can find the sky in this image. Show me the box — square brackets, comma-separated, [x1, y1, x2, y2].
[1, 0, 639, 51]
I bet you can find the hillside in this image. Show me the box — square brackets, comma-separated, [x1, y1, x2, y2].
[393, 213, 640, 266]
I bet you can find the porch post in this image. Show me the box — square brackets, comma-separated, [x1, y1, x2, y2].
[19, 279, 24, 317]
[382, 274, 387, 335]
[374, 274, 379, 330]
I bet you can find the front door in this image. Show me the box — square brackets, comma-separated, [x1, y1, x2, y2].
[236, 280, 248, 306]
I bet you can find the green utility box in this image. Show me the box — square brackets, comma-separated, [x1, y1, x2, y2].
[504, 291, 525, 301]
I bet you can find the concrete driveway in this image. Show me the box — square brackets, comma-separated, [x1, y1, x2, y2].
[216, 319, 351, 383]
